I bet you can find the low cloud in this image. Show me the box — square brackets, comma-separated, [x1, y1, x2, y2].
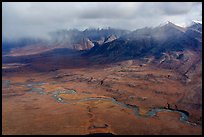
[2, 2, 202, 41]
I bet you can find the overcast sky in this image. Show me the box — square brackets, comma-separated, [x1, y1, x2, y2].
[2, 2, 202, 40]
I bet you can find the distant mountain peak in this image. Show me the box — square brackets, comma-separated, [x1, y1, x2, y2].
[104, 34, 117, 43]
[167, 21, 174, 25]
[160, 21, 186, 32]
[158, 21, 174, 27]
[188, 20, 202, 34]
[192, 20, 202, 24]
[159, 21, 184, 28]
[165, 21, 179, 27]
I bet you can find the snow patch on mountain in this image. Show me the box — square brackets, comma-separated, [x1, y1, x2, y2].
[192, 20, 202, 24]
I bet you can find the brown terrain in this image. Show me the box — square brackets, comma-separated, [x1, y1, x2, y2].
[2, 47, 202, 135]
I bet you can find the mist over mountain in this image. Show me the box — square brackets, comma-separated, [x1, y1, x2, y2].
[2, 27, 130, 55]
[3, 21, 201, 58]
[84, 21, 202, 60]
[48, 27, 130, 50]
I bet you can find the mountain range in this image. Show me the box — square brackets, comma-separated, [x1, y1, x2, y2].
[3, 21, 201, 56]
[84, 21, 201, 60]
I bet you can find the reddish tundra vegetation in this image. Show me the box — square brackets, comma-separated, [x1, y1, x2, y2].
[2, 47, 202, 135]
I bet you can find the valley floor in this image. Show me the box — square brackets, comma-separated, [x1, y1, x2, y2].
[2, 52, 202, 135]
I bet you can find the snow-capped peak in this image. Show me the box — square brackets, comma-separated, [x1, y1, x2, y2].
[158, 21, 172, 27]
[158, 21, 184, 28]
[192, 20, 202, 24]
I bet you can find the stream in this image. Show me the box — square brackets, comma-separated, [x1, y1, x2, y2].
[5, 80, 199, 127]
[50, 90, 192, 126]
